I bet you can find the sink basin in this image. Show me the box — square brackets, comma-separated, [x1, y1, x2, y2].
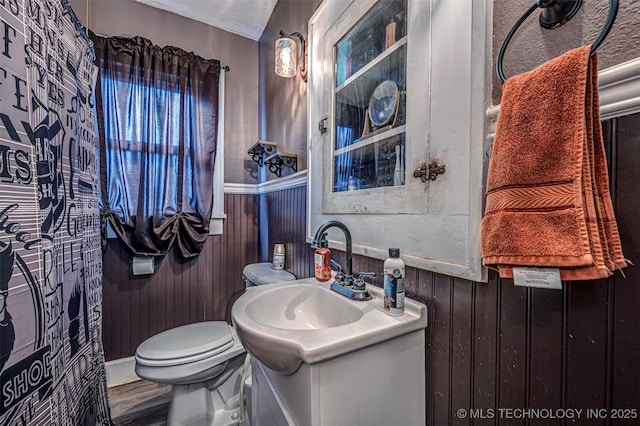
[231, 277, 428, 375]
[245, 285, 363, 330]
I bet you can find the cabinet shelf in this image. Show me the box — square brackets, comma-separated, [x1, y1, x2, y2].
[335, 37, 407, 108]
[334, 124, 406, 156]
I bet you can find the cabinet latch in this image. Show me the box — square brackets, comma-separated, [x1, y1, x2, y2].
[413, 160, 446, 182]
[318, 117, 328, 135]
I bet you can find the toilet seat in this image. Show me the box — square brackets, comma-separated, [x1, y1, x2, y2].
[136, 322, 235, 367]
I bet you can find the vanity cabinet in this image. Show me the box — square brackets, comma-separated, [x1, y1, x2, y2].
[307, 0, 491, 281]
[251, 330, 425, 426]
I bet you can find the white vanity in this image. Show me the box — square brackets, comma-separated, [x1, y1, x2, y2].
[251, 330, 425, 425]
[231, 278, 427, 425]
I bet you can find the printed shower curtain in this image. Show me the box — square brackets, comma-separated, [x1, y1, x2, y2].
[0, 0, 110, 424]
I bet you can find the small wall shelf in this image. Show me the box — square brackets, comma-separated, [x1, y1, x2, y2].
[248, 140, 298, 177]
[248, 140, 277, 166]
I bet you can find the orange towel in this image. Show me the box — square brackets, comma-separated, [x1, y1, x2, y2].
[481, 45, 627, 281]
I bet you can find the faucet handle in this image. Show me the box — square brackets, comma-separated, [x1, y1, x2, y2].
[330, 259, 342, 272]
[355, 272, 376, 279]
[353, 272, 376, 290]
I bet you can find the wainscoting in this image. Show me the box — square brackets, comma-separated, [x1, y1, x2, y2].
[266, 117, 640, 424]
[264, 185, 315, 280]
[102, 193, 260, 361]
[102, 113, 638, 424]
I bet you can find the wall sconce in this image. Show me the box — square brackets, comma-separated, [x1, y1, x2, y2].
[275, 30, 308, 82]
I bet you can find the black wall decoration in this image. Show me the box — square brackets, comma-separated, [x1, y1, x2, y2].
[0, 1, 110, 424]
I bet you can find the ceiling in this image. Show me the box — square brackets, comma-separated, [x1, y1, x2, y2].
[133, 0, 278, 41]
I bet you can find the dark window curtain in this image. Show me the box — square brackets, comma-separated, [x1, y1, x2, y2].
[91, 33, 220, 259]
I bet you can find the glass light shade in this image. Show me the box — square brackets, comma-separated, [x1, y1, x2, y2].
[275, 37, 297, 78]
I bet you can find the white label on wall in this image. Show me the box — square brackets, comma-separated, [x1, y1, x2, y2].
[513, 267, 563, 289]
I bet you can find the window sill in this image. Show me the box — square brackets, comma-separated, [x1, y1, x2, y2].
[209, 214, 227, 235]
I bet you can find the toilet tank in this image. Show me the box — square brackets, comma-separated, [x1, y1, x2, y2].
[242, 262, 296, 288]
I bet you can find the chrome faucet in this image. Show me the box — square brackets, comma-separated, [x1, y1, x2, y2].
[312, 221, 374, 300]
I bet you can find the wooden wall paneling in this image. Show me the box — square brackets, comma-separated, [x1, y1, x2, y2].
[404, 265, 420, 303]
[430, 273, 454, 424]
[451, 277, 474, 426]
[103, 239, 137, 360]
[497, 281, 528, 425]
[194, 240, 206, 322]
[249, 112, 638, 424]
[611, 272, 640, 410]
[287, 188, 298, 276]
[101, 242, 116, 359]
[224, 194, 239, 318]
[402, 264, 429, 421]
[415, 268, 436, 426]
[223, 193, 259, 320]
[206, 232, 221, 321]
[527, 286, 564, 426]
[287, 187, 308, 279]
[100, 110, 639, 413]
[471, 272, 499, 426]
[300, 187, 314, 279]
[267, 189, 281, 265]
[266, 186, 313, 280]
[564, 279, 610, 419]
[101, 193, 259, 361]
[611, 114, 640, 409]
[176, 251, 189, 325]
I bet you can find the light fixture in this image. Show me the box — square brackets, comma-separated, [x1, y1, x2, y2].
[275, 30, 308, 82]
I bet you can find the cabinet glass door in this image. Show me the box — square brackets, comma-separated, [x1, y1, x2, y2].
[308, 0, 491, 281]
[332, 0, 407, 193]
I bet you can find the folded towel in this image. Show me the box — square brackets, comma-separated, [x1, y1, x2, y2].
[481, 45, 627, 281]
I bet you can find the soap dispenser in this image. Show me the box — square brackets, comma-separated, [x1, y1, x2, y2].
[314, 234, 332, 282]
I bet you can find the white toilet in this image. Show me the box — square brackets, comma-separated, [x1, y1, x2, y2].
[134, 262, 296, 426]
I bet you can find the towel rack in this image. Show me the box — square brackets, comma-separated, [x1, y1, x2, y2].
[497, 0, 619, 83]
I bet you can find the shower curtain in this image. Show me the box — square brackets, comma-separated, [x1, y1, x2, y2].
[0, 0, 110, 424]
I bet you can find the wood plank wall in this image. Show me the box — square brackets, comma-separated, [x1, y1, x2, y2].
[102, 193, 259, 361]
[264, 186, 315, 280]
[101, 115, 639, 424]
[271, 115, 640, 425]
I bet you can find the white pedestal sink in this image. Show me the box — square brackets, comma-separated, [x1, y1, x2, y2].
[231, 277, 428, 425]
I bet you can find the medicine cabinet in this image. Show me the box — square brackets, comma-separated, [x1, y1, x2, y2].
[307, 0, 491, 282]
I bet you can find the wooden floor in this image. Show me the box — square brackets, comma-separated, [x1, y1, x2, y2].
[108, 380, 172, 425]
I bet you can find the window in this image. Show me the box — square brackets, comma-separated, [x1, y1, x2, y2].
[93, 34, 222, 258]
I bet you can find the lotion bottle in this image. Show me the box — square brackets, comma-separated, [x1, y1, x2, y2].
[383, 248, 405, 316]
[314, 236, 332, 282]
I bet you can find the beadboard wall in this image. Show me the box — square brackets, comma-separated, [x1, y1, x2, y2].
[102, 115, 639, 424]
[265, 118, 640, 424]
[102, 193, 259, 361]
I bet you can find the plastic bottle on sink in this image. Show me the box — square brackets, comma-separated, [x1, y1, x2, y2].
[314, 236, 332, 282]
[383, 248, 405, 316]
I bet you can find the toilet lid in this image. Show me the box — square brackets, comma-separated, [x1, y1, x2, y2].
[136, 322, 234, 361]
